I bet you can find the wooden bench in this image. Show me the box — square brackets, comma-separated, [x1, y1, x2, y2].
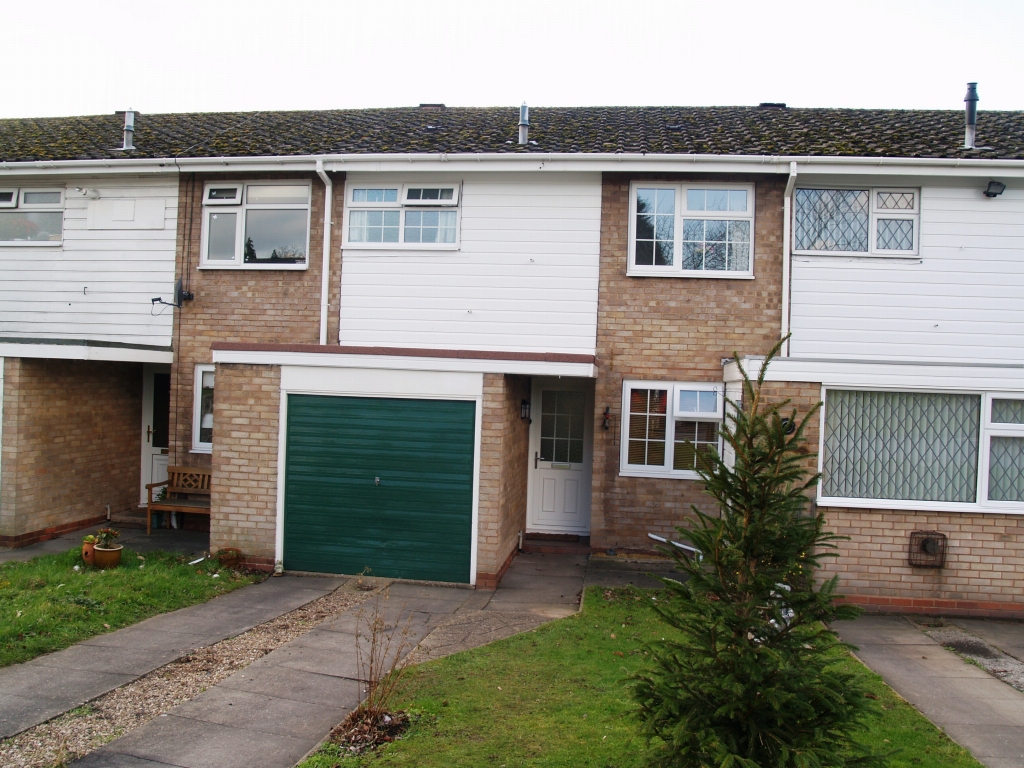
[146, 466, 212, 535]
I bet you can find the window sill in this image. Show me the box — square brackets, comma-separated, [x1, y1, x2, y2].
[190, 446, 213, 455]
[792, 250, 919, 259]
[343, 243, 460, 252]
[817, 496, 1024, 515]
[198, 262, 309, 271]
[0, 241, 63, 247]
[626, 268, 754, 280]
[619, 467, 702, 481]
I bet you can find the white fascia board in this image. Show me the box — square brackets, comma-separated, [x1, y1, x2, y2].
[5, 152, 1024, 179]
[212, 348, 596, 378]
[723, 356, 1024, 392]
[0, 342, 173, 363]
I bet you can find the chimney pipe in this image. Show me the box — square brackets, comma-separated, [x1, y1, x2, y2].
[964, 83, 978, 149]
[518, 102, 529, 145]
[123, 109, 135, 150]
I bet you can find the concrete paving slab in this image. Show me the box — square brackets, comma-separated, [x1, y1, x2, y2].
[77, 626, 211, 654]
[26, 642, 184, 676]
[584, 558, 677, 589]
[0, 667, 135, 738]
[104, 713, 313, 768]
[0, 695, 84, 741]
[218, 664, 362, 706]
[170, 687, 351, 741]
[836, 614, 1024, 767]
[72, 751, 177, 767]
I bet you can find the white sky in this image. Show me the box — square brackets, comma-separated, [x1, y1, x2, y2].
[3, 0, 1023, 118]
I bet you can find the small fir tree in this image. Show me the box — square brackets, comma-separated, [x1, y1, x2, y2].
[632, 340, 882, 768]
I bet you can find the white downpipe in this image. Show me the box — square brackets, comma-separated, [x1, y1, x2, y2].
[315, 159, 333, 346]
[781, 162, 798, 356]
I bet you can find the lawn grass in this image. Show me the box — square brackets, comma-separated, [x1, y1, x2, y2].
[0, 546, 262, 666]
[299, 586, 983, 768]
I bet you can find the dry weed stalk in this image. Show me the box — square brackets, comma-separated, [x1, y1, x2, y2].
[353, 587, 414, 722]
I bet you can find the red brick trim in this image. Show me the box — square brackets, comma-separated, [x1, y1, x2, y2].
[211, 341, 596, 365]
[476, 544, 520, 590]
[839, 594, 1024, 620]
[0, 515, 107, 548]
[241, 555, 276, 573]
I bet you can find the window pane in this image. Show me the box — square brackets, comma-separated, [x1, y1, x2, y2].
[208, 187, 239, 201]
[206, 212, 237, 259]
[794, 189, 869, 251]
[682, 219, 749, 271]
[353, 188, 398, 203]
[246, 185, 308, 204]
[199, 373, 214, 445]
[541, 390, 586, 465]
[404, 209, 456, 243]
[988, 437, 1024, 502]
[244, 209, 307, 263]
[0, 191, 13, 204]
[407, 188, 454, 201]
[635, 189, 674, 267]
[627, 388, 668, 466]
[729, 190, 747, 212]
[822, 390, 980, 502]
[992, 399, 1024, 424]
[706, 190, 728, 211]
[350, 209, 398, 242]
[876, 219, 914, 250]
[686, 189, 705, 211]
[673, 419, 719, 471]
[23, 191, 61, 205]
[877, 191, 915, 210]
[0, 211, 62, 242]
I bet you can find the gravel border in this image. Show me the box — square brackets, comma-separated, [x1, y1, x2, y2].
[0, 581, 372, 768]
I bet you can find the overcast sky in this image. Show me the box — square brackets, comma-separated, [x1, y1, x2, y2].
[3, 0, 1022, 118]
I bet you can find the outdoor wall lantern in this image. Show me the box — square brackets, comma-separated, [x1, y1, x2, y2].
[603, 407, 612, 430]
[521, 399, 531, 421]
[984, 181, 1006, 198]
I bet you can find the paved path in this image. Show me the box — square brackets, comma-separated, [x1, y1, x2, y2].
[835, 615, 1024, 768]
[67, 553, 675, 768]
[0, 575, 344, 739]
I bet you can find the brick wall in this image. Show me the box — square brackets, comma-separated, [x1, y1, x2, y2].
[591, 173, 785, 552]
[477, 373, 531, 587]
[209, 364, 280, 567]
[168, 172, 345, 469]
[1, 357, 141, 546]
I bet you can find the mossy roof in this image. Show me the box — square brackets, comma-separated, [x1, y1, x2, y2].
[1, 106, 1023, 162]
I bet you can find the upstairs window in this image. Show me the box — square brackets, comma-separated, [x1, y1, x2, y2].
[200, 182, 311, 269]
[629, 183, 754, 278]
[794, 188, 919, 255]
[346, 183, 460, 249]
[620, 381, 724, 478]
[0, 188, 64, 245]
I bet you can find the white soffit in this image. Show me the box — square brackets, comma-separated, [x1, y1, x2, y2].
[0, 342, 173, 364]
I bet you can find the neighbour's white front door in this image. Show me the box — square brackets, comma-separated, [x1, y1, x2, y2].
[140, 364, 171, 505]
[526, 378, 593, 534]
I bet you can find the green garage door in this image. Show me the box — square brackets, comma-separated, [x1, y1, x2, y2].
[284, 394, 475, 582]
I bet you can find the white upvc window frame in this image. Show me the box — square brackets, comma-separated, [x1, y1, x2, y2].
[793, 187, 920, 258]
[343, 181, 462, 251]
[192, 364, 215, 453]
[619, 380, 725, 479]
[627, 181, 755, 279]
[0, 188, 18, 208]
[0, 187, 65, 246]
[199, 181, 312, 270]
[817, 386, 1024, 514]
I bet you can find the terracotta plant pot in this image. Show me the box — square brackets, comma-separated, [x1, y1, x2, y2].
[81, 543, 96, 567]
[93, 545, 123, 570]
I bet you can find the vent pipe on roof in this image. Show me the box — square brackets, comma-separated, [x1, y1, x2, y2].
[964, 83, 978, 149]
[518, 103, 530, 145]
[122, 109, 135, 151]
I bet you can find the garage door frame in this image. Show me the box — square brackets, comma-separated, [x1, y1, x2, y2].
[273, 365, 483, 584]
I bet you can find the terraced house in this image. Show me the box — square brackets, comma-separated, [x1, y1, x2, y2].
[1, 97, 1023, 616]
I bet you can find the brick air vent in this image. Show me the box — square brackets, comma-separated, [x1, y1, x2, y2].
[908, 530, 947, 568]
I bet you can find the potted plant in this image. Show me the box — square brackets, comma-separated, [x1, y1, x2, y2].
[81, 534, 97, 567]
[93, 528, 123, 569]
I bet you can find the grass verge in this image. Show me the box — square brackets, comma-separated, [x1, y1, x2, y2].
[299, 586, 983, 768]
[0, 546, 262, 666]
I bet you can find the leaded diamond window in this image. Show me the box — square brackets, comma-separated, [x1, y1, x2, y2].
[821, 390, 980, 502]
[876, 219, 915, 251]
[992, 399, 1024, 424]
[794, 189, 869, 252]
[794, 188, 919, 255]
[988, 437, 1024, 502]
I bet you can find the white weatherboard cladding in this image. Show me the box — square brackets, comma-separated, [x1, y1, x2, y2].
[338, 172, 601, 355]
[790, 184, 1024, 364]
[0, 177, 176, 349]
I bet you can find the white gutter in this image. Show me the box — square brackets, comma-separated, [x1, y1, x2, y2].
[4, 151, 1024, 178]
[781, 162, 798, 356]
[314, 159, 333, 346]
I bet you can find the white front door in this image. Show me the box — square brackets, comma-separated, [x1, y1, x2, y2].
[140, 364, 171, 505]
[526, 378, 593, 534]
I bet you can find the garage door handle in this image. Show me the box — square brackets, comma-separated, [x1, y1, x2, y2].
[375, 477, 380, 486]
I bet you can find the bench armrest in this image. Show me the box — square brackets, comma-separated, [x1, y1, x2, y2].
[145, 480, 170, 490]
[146, 478, 169, 506]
